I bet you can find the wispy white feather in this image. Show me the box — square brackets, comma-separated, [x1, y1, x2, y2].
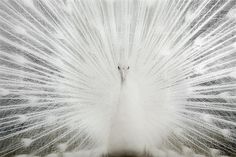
[0, 0, 236, 157]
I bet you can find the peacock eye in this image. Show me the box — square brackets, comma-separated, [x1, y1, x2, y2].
[118, 66, 120, 70]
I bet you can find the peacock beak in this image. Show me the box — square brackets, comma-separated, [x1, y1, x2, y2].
[120, 69, 127, 82]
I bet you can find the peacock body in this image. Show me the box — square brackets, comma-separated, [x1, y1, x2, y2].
[0, 0, 236, 156]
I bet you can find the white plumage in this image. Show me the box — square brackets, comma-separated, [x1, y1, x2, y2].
[0, 0, 236, 157]
[109, 72, 143, 153]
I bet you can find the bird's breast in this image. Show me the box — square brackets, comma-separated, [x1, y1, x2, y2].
[108, 78, 148, 154]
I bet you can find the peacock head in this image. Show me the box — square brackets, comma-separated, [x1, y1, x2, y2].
[118, 63, 130, 82]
